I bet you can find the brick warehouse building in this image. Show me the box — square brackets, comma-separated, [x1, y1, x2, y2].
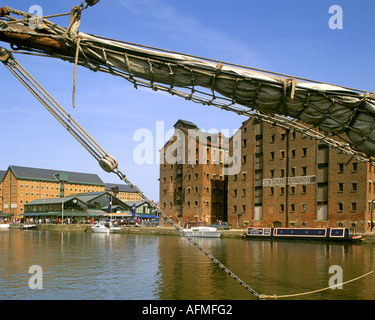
[0, 165, 140, 218]
[160, 119, 375, 233]
[227, 118, 375, 233]
[159, 120, 228, 225]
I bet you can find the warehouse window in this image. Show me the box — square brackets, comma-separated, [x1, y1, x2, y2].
[338, 203, 343, 212]
[302, 147, 308, 157]
[352, 182, 357, 192]
[352, 163, 358, 172]
[338, 183, 344, 193]
[338, 163, 344, 173]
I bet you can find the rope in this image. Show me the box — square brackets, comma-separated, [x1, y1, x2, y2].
[259, 270, 374, 300]
[73, 36, 81, 108]
[113, 168, 263, 300]
[88, 34, 373, 95]
[2, 5, 375, 162]
[1, 5, 375, 299]
[2, 44, 373, 302]
[282, 77, 297, 100]
[0, 49, 263, 301]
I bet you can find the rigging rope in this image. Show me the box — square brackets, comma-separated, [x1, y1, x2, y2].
[3, 45, 371, 301]
[1, 3, 373, 300]
[259, 270, 374, 300]
[0, 5, 374, 163]
[0, 47, 263, 300]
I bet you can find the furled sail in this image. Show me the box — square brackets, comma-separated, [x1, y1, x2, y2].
[1, 5, 375, 159]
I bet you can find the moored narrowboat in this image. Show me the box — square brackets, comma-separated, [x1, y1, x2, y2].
[243, 227, 364, 242]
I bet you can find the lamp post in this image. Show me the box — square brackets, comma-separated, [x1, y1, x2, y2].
[61, 199, 64, 224]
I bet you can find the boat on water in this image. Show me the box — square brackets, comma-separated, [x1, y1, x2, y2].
[91, 221, 121, 233]
[0, 223, 10, 230]
[244, 227, 364, 242]
[182, 221, 222, 238]
[22, 224, 37, 230]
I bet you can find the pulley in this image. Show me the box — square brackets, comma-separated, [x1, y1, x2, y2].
[85, 0, 100, 7]
[99, 155, 118, 173]
[0, 47, 11, 63]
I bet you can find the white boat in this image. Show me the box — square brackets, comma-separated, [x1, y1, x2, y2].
[0, 223, 10, 230]
[182, 221, 222, 238]
[91, 221, 121, 233]
[23, 224, 37, 230]
[92, 222, 110, 233]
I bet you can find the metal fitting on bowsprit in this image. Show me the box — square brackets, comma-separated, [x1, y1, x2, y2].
[85, 0, 100, 7]
[0, 47, 12, 63]
[99, 155, 118, 173]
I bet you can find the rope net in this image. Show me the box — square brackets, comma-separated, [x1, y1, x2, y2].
[1, 4, 374, 300]
[0, 5, 375, 163]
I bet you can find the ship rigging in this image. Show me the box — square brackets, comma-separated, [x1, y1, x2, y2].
[0, 1, 374, 299]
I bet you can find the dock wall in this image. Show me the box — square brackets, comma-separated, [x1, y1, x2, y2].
[30, 224, 246, 238]
[12, 224, 375, 242]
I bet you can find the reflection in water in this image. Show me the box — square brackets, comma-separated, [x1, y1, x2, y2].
[0, 230, 374, 300]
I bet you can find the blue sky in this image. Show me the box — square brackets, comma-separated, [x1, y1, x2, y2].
[1, 0, 374, 201]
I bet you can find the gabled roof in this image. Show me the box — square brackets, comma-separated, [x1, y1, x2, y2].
[8, 165, 104, 185]
[72, 191, 131, 209]
[25, 196, 83, 206]
[0, 170, 6, 182]
[124, 200, 150, 207]
[69, 191, 107, 203]
[25, 191, 130, 209]
[105, 183, 137, 193]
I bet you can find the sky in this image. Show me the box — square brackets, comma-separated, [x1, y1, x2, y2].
[1, 0, 374, 201]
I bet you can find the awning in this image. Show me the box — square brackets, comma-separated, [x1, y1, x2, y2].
[22, 211, 105, 217]
[0, 213, 14, 218]
[137, 215, 158, 219]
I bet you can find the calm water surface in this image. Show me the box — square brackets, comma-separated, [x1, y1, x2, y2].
[1, 230, 375, 300]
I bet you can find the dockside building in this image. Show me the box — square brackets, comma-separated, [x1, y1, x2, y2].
[227, 118, 375, 233]
[0, 165, 139, 218]
[159, 120, 228, 226]
[160, 119, 375, 233]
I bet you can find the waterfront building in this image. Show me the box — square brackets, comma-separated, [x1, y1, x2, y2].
[227, 118, 375, 233]
[1, 165, 105, 218]
[105, 183, 142, 202]
[23, 191, 155, 222]
[159, 119, 228, 226]
[0, 170, 6, 214]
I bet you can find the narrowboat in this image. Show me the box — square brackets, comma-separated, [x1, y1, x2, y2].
[243, 227, 364, 242]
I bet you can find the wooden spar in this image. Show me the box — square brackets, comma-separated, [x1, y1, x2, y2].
[0, 23, 73, 57]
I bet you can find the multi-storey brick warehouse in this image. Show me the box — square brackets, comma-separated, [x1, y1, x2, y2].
[0, 165, 106, 217]
[105, 183, 143, 202]
[159, 120, 228, 225]
[0, 170, 6, 214]
[227, 118, 375, 233]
